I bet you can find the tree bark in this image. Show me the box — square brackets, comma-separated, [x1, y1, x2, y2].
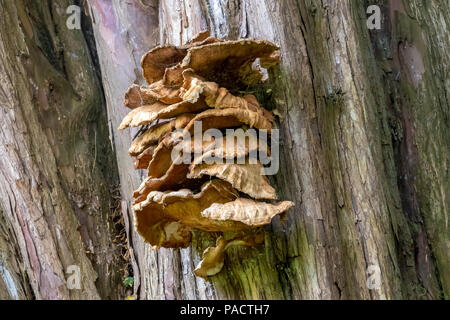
[90, 0, 449, 300]
[1, 0, 448, 300]
[0, 0, 127, 299]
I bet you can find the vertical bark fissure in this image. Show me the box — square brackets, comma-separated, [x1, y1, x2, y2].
[0, 0, 129, 299]
[84, 0, 448, 300]
[363, 0, 450, 299]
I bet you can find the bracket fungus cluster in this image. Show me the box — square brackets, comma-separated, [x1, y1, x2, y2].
[120, 31, 294, 278]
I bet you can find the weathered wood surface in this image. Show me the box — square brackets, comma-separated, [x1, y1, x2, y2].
[0, 0, 126, 299]
[89, 0, 216, 300]
[1, 0, 446, 300]
[91, 0, 448, 300]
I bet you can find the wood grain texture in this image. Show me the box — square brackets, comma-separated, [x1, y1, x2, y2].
[90, 0, 449, 300]
[0, 0, 126, 299]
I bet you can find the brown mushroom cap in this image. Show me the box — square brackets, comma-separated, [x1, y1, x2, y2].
[189, 162, 278, 200]
[181, 70, 274, 122]
[146, 134, 183, 178]
[202, 198, 294, 226]
[185, 30, 212, 45]
[181, 39, 280, 87]
[141, 35, 279, 88]
[141, 46, 187, 85]
[134, 214, 192, 249]
[141, 31, 222, 85]
[120, 102, 168, 130]
[129, 113, 194, 156]
[134, 145, 157, 170]
[191, 132, 270, 166]
[194, 231, 265, 278]
[120, 99, 208, 130]
[122, 31, 292, 278]
[134, 180, 254, 248]
[124, 82, 182, 109]
[145, 130, 268, 176]
[193, 236, 227, 278]
[183, 108, 273, 134]
[133, 160, 190, 203]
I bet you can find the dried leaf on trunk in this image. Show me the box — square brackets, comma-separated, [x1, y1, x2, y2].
[202, 198, 294, 226]
[189, 162, 277, 200]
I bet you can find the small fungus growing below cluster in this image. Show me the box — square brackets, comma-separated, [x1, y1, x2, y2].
[120, 31, 294, 278]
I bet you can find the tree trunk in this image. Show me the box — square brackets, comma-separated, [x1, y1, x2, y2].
[0, 0, 127, 299]
[1, 0, 448, 300]
[89, 0, 449, 300]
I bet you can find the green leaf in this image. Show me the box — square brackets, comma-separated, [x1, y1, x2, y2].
[123, 277, 134, 288]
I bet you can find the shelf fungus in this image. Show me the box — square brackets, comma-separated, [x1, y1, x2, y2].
[120, 31, 294, 279]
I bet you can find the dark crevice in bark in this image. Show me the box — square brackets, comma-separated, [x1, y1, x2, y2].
[86, 0, 448, 300]
[75, 0, 102, 81]
[0, 0, 131, 299]
[363, 0, 447, 299]
[0, 206, 34, 300]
